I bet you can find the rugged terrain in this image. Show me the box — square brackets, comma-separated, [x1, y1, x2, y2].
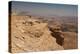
[9, 15, 64, 53]
[9, 13, 78, 53]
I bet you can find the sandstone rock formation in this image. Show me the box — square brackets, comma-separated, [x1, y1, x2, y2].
[9, 15, 64, 53]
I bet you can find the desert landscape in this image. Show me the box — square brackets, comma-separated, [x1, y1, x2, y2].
[9, 1, 78, 53]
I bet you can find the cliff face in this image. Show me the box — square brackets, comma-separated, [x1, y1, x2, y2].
[10, 15, 64, 53]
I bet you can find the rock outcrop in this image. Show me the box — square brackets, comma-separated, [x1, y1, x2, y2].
[9, 15, 64, 53]
[48, 25, 64, 46]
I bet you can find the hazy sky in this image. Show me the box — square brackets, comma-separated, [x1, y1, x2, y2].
[11, 1, 78, 17]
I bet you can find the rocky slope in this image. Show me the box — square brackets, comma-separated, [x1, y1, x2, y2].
[10, 15, 64, 53]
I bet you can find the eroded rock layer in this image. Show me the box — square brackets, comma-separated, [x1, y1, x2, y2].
[9, 15, 64, 53]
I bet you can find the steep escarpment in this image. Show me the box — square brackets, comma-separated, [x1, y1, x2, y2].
[10, 15, 64, 53]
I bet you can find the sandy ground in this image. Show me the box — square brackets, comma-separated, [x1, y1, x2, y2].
[63, 32, 78, 49]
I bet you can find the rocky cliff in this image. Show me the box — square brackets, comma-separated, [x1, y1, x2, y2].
[10, 15, 64, 53]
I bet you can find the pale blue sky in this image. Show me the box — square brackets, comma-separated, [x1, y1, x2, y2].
[11, 1, 78, 17]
